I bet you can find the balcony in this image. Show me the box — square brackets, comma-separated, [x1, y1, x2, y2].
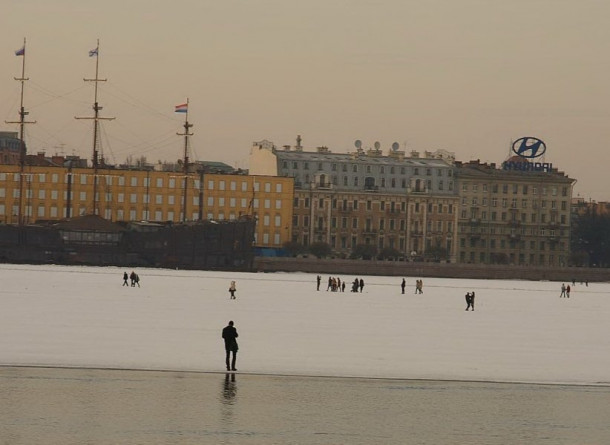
[314, 182, 332, 190]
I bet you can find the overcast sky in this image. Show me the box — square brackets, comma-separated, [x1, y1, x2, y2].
[3, 1, 610, 200]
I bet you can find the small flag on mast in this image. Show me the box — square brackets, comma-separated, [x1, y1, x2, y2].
[15, 46, 25, 56]
[175, 103, 188, 113]
[89, 47, 99, 57]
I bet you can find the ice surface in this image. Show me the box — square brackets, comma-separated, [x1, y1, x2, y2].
[1, 264, 608, 385]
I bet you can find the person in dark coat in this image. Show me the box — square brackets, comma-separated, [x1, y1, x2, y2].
[465, 292, 473, 311]
[401, 278, 406, 294]
[359, 278, 364, 293]
[316, 275, 321, 291]
[130, 271, 136, 287]
[222, 321, 239, 371]
[122, 272, 129, 286]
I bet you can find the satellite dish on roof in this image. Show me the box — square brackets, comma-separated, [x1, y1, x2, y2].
[374, 141, 380, 150]
[354, 140, 362, 149]
[392, 142, 399, 151]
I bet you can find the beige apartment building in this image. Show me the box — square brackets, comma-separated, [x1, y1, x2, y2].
[251, 138, 459, 261]
[455, 160, 575, 266]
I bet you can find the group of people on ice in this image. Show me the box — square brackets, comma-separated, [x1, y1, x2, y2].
[122, 271, 140, 287]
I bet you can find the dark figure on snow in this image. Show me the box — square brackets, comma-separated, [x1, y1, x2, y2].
[465, 292, 474, 311]
[130, 271, 137, 287]
[229, 281, 236, 299]
[566, 285, 571, 298]
[134, 273, 140, 287]
[327, 277, 332, 291]
[401, 278, 406, 294]
[352, 278, 359, 293]
[222, 321, 239, 371]
[560, 283, 566, 297]
[341, 281, 346, 292]
[316, 275, 321, 291]
[122, 272, 129, 286]
[359, 278, 364, 293]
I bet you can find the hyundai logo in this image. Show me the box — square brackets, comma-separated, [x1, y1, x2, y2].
[512, 137, 546, 159]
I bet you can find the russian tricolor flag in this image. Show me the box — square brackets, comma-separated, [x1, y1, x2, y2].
[15, 46, 25, 56]
[175, 103, 188, 113]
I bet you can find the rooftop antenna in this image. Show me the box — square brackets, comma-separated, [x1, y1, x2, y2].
[175, 99, 193, 222]
[75, 39, 115, 216]
[6, 38, 36, 227]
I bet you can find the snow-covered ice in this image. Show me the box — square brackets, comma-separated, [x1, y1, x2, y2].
[1, 264, 608, 385]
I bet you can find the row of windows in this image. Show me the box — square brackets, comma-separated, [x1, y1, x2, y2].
[206, 197, 282, 210]
[293, 215, 454, 233]
[1, 173, 287, 193]
[283, 161, 452, 177]
[295, 198, 455, 214]
[460, 210, 567, 224]
[461, 183, 569, 197]
[294, 234, 452, 253]
[296, 175, 453, 191]
[207, 180, 283, 193]
[461, 197, 569, 210]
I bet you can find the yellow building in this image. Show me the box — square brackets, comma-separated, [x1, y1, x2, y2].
[202, 173, 294, 249]
[0, 165, 294, 250]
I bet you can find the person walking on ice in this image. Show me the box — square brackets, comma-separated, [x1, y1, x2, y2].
[229, 281, 237, 299]
[401, 278, 406, 294]
[122, 271, 129, 286]
[560, 283, 566, 297]
[222, 320, 239, 371]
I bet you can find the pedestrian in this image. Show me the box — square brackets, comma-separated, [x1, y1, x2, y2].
[566, 284, 571, 298]
[341, 281, 346, 292]
[134, 273, 140, 287]
[229, 281, 236, 299]
[359, 278, 364, 293]
[560, 283, 566, 297]
[401, 278, 406, 294]
[352, 278, 359, 292]
[327, 277, 332, 291]
[470, 291, 475, 310]
[316, 275, 321, 291]
[419, 280, 424, 294]
[122, 271, 129, 286]
[130, 271, 136, 287]
[465, 292, 472, 311]
[222, 320, 239, 371]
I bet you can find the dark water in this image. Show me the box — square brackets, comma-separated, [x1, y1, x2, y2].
[1, 366, 609, 444]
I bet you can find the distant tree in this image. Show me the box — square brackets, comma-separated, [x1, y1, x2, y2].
[308, 241, 332, 259]
[571, 211, 610, 267]
[425, 245, 448, 262]
[350, 243, 377, 260]
[378, 247, 401, 260]
[283, 241, 305, 257]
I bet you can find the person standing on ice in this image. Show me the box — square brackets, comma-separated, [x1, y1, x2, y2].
[122, 271, 129, 286]
[316, 275, 321, 291]
[228, 281, 236, 299]
[566, 284, 571, 298]
[401, 278, 406, 294]
[560, 283, 566, 297]
[359, 278, 364, 292]
[222, 321, 239, 371]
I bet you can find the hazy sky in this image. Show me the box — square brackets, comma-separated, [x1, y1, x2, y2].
[3, 1, 610, 200]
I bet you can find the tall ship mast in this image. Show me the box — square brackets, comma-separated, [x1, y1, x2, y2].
[6, 38, 36, 226]
[175, 100, 193, 222]
[75, 39, 114, 216]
